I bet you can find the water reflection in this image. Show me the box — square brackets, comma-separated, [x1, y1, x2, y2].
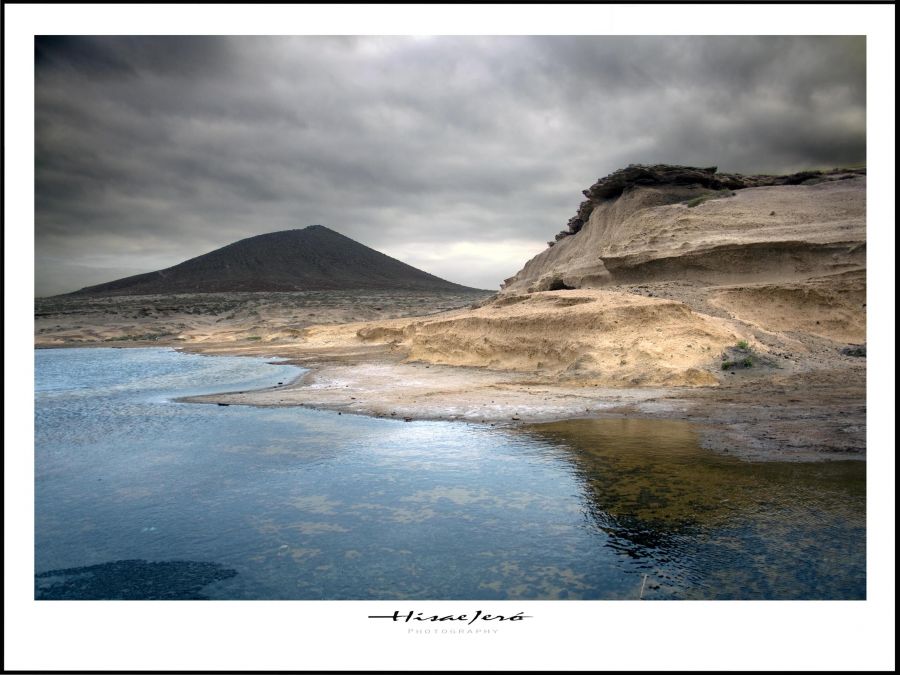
[520, 418, 866, 599]
[35, 349, 866, 600]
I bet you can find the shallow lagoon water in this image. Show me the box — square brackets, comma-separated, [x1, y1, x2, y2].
[35, 347, 865, 599]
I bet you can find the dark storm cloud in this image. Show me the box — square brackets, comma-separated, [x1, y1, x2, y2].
[35, 35, 230, 78]
[34, 36, 866, 295]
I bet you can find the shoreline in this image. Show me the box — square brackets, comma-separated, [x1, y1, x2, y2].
[160, 341, 864, 464]
[34, 278, 866, 465]
[36, 339, 867, 463]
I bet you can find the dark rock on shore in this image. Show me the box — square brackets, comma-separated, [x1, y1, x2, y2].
[35, 559, 237, 599]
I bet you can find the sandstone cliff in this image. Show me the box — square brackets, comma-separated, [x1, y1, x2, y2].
[503, 164, 865, 292]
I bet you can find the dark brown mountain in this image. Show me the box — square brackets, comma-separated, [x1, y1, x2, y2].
[67, 226, 485, 296]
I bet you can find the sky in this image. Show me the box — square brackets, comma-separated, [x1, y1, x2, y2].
[34, 35, 866, 296]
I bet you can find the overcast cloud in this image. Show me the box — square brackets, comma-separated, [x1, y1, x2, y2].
[35, 36, 866, 295]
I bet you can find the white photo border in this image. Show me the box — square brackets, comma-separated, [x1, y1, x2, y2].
[5, 3, 895, 671]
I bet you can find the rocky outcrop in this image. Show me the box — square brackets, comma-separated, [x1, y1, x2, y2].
[504, 164, 866, 293]
[546, 164, 866, 246]
[585, 164, 725, 200]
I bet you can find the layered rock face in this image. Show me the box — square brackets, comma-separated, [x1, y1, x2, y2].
[505, 164, 866, 292]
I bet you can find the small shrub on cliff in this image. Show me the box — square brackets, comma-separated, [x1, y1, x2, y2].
[840, 344, 866, 357]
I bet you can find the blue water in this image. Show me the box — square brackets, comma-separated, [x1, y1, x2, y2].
[34, 347, 865, 600]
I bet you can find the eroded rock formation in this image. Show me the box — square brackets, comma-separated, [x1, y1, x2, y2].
[503, 164, 866, 292]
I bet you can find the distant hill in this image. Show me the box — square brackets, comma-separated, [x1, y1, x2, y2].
[67, 226, 485, 296]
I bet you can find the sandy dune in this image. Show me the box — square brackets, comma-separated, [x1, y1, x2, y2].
[298, 290, 743, 387]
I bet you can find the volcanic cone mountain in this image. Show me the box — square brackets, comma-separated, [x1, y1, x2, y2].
[68, 226, 482, 296]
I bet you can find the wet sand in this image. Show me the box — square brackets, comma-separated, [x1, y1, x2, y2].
[180, 346, 864, 462]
